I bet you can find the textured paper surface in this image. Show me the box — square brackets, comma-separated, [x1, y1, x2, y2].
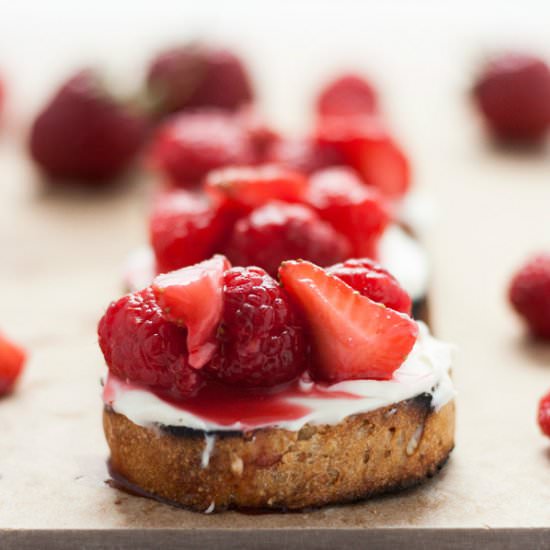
[1, 2, 550, 531]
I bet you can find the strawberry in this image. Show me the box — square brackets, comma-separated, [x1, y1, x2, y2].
[279, 260, 418, 382]
[29, 69, 146, 182]
[306, 167, 390, 258]
[538, 390, 550, 437]
[316, 115, 410, 198]
[153, 255, 230, 368]
[205, 164, 308, 214]
[0, 332, 26, 396]
[317, 73, 377, 118]
[150, 190, 232, 273]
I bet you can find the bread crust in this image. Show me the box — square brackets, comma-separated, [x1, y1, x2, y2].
[103, 394, 455, 512]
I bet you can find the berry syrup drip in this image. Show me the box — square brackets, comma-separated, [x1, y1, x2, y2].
[103, 374, 360, 429]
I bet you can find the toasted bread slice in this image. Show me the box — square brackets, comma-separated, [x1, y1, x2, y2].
[104, 394, 454, 512]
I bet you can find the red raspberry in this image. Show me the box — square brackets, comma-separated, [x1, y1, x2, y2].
[264, 137, 344, 175]
[147, 44, 253, 116]
[149, 110, 254, 187]
[538, 391, 550, 437]
[98, 287, 202, 398]
[473, 53, 550, 141]
[224, 201, 351, 277]
[509, 254, 550, 338]
[306, 167, 390, 258]
[205, 266, 307, 387]
[0, 331, 26, 396]
[327, 258, 412, 315]
[150, 190, 232, 273]
[316, 115, 410, 198]
[317, 73, 377, 118]
[29, 69, 146, 182]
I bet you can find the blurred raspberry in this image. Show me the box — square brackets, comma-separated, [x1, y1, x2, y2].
[264, 137, 344, 175]
[473, 53, 550, 141]
[29, 69, 146, 182]
[509, 253, 550, 338]
[317, 73, 378, 118]
[147, 43, 253, 116]
[149, 110, 254, 187]
[306, 167, 390, 258]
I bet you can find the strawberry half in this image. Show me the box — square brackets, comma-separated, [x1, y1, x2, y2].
[205, 164, 308, 214]
[0, 332, 26, 396]
[316, 115, 410, 198]
[153, 255, 230, 369]
[278, 260, 418, 382]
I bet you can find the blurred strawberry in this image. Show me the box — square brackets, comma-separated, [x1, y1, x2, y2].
[146, 43, 254, 116]
[317, 73, 378, 118]
[316, 115, 410, 198]
[0, 331, 26, 396]
[29, 70, 147, 182]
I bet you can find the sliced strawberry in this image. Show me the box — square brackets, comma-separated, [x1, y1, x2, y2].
[205, 164, 308, 214]
[306, 167, 390, 258]
[0, 332, 26, 396]
[153, 255, 231, 368]
[278, 260, 418, 382]
[316, 115, 411, 198]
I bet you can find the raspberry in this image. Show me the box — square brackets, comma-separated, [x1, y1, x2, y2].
[147, 44, 253, 116]
[317, 73, 377, 118]
[149, 110, 254, 187]
[29, 69, 146, 182]
[150, 190, 232, 273]
[306, 167, 390, 258]
[0, 332, 26, 396]
[98, 287, 202, 398]
[509, 254, 550, 338]
[327, 258, 412, 315]
[264, 137, 344, 175]
[205, 267, 307, 387]
[224, 201, 351, 277]
[538, 391, 550, 437]
[473, 53, 550, 141]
